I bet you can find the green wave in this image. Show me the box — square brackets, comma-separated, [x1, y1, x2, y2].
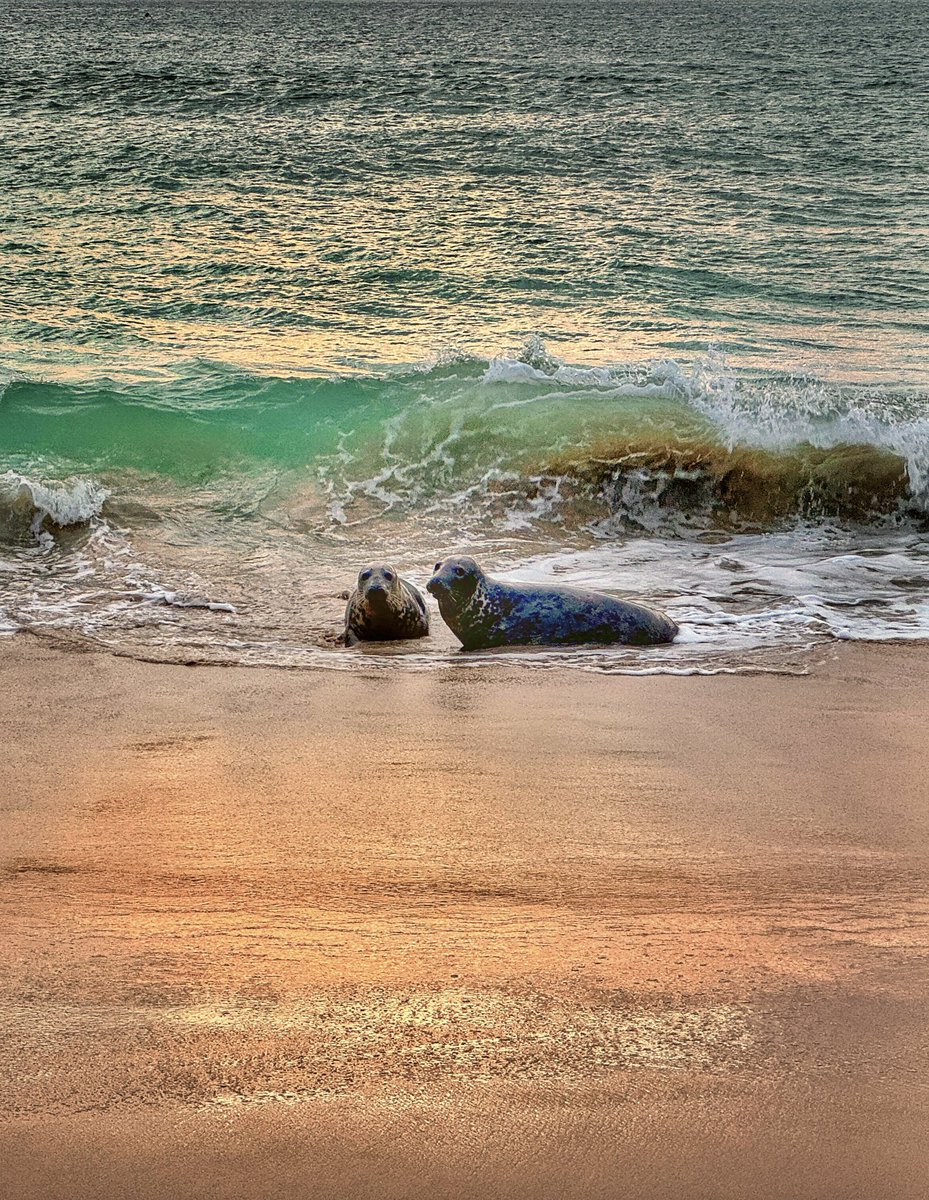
[2, 357, 927, 532]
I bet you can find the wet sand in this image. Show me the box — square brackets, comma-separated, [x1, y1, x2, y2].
[2, 637, 928, 1199]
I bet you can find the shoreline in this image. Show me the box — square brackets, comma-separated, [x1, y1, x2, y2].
[2, 637, 929, 1198]
[0, 621, 841, 677]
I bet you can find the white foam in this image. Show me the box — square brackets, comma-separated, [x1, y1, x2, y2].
[0, 471, 109, 537]
[481, 355, 668, 396]
[123, 584, 237, 614]
[499, 528, 929, 655]
[663, 351, 929, 511]
[479, 342, 929, 515]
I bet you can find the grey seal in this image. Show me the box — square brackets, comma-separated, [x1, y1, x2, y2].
[426, 555, 677, 650]
[344, 563, 429, 645]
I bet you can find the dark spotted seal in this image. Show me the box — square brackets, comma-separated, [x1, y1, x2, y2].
[427, 555, 677, 650]
[344, 564, 429, 645]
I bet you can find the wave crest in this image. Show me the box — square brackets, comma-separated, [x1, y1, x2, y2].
[0, 472, 109, 541]
[312, 347, 929, 534]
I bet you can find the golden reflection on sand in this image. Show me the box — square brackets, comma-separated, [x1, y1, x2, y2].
[2, 641, 929, 1200]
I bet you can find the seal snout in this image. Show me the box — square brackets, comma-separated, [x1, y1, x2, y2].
[357, 564, 402, 615]
[427, 558, 451, 597]
[358, 564, 396, 599]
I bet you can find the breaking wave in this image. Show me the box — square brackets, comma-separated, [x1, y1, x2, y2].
[0, 472, 109, 543]
[543, 437, 910, 532]
[2, 344, 929, 671]
[311, 346, 929, 534]
[4, 346, 929, 535]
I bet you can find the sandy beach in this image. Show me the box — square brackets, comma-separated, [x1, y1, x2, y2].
[6, 0, 929, 1193]
[1, 637, 928, 1198]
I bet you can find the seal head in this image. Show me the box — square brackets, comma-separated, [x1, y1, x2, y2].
[428, 555, 677, 651]
[344, 563, 429, 645]
[426, 555, 483, 606]
[426, 556, 495, 649]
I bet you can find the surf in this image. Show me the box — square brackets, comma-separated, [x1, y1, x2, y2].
[4, 349, 927, 533]
[2, 346, 929, 672]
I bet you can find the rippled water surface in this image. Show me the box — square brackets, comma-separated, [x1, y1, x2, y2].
[2, 0, 928, 670]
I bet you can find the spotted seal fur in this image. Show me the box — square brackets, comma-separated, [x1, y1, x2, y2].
[344, 564, 429, 645]
[427, 555, 677, 650]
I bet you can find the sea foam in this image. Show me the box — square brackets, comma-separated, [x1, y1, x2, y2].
[0, 472, 109, 540]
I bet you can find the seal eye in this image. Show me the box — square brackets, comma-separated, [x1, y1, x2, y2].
[360, 570, 372, 581]
[455, 566, 465, 577]
[384, 571, 394, 582]
[434, 561, 442, 572]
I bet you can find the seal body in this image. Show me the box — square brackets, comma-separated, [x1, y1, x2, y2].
[427, 556, 677, 650]
[344, 564, 429, 645]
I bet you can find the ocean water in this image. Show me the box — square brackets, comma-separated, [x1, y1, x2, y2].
[2, 0, 928, 672]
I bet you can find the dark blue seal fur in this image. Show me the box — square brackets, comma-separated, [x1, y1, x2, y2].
[427, 555, 677, 650]
[344, 563, 429, 645]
